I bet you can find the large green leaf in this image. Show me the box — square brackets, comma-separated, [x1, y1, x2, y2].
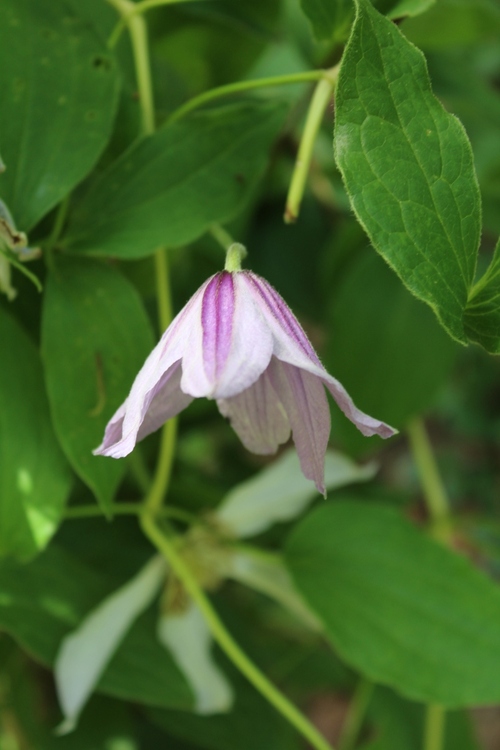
[324, 250, 457, 452]
[286, 500, 500, 707]
[42, 257, 154, 511]
[65, 102, 287, 258]
[0, 544, 192, 709]
[0, 0, 119, 231]
[334, 0, 481, 342]
[464, 238, 500, 354]
[0, 308, 71, 560]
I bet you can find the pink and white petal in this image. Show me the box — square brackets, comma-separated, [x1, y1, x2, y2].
[137, 362, 193, 442]
[268, 359, 330, 496]
[240, 273, 396, 440]
[55, 556, 167, 734]
[239, 272, 321, 367]
[216, 366, 289, 455]
[94, 280, 209, 458]
[320, 372, 396, 438]
[181, 272, 274, 400]
[157, 600, 233, 715]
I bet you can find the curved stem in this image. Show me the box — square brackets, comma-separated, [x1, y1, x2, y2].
[407, 418, 452, 544]
[209, 223, 235, 252]
[284, 65, 339, 223]
[168, 71, 325, 124]
[141, 514, 336, 750]
[107, 0, 155, 134]
[338, 678, 373, 750]
[407, 418, 450, 750]
[64, 502, 195, 524]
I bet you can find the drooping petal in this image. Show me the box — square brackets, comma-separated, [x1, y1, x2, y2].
[225, 550, 321, 631]
[94, 278, 209, 458]
[136, 361, 193, 442]
[157, 599, 233, 715]
[216, 447, 377, 538]
[54, 556, 167, 734]
[216, 366, 289, 455]
[268, 358, 330, 495]
[181, 272, 274, 400]
[240, 271, 396, 440]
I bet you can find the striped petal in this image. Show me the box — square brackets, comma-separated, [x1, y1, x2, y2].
[181, 272, 273, 400]
[216, 365, 290, 455]
[240, 272, 396, 440]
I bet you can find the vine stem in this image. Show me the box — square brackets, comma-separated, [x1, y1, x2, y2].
[407, 418, 450, 750]
[284, 65, 340, 223]
[140, 514, 336, 750]
[338, 678, 373, 750]
[64, 503, 195, 524]
[168, 71, 325, 124]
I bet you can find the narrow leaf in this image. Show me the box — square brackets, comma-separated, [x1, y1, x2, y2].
[0, 0, 119, 230]
[0, 309, 71, 559]
[286, 500, 500, 707]
[464, 238, 500, 354]
[65, 102, 287, 258]
[334, 0, 481, 342]
[42, 257, 154, 511]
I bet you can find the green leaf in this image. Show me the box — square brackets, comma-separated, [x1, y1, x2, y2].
[388, 0, 435, 18]
[65, 102, 287, 259]
[42, 257, 154, 511]
[0, 308, 71, 560]
[324, 251, 457, 452]
[299, 0, 434, 43]
[149, 665, 299, 750]
[464, 238, 500, 354]
[299, 0, 352, 42]
[286, 500, 500, 707]
[402, 0, 500, 50]
[334, 0, 481, 342]
[0, 544, 192, 710]
[0, 0, 120, 231]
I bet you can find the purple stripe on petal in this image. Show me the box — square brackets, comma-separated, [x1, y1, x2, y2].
[268, 358, 330, 496]
[201, 272, 235, 381]
[217, 364, 290, 454]
[242, 272, 320, 364]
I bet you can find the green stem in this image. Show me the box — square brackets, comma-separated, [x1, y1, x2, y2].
[141, 514, 336, 750]
[209, 223, 235, 252]
[168, 71, 325, 124]
[423, 704, 446, 750]
[64, 502, 195, 524]
[284, 65, 339, 223]
[154, 247, 173, 330]
[338, 678, 373, 750]
[406, 418, 452, 544]
[107, 0, 155, 134]
[407, 418, 450, 750]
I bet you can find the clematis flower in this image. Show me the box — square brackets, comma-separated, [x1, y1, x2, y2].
[95, 244, 395, 493]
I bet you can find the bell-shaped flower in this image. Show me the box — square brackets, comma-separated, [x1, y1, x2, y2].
[95, 244, 395, 494]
